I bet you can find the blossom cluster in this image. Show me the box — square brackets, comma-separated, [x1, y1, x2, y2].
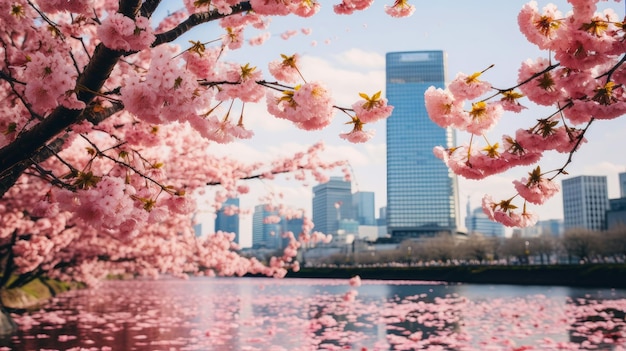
[424, 0, 625, 227]
[98, 12, 155, 51]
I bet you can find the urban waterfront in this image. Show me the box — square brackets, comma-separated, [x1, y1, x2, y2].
[2, 277, 626, 350]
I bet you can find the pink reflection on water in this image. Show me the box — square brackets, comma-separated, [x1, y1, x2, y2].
[2, 277, 625, 350]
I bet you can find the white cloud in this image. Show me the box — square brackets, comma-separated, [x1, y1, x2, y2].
[332, 48, 386, 69]
[208, 142, 268, 162]
[299, 55, 385, 105]
[238, 100, 293, 132]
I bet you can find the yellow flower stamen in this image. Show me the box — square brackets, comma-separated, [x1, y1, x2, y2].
[359, 91, 382, 110]
[592, 81, 617, 105]
[10, 4, 25, 18]
[501, 90, 524, 102]
[535, 15, 561, 37]
[240, 63, 256, 80]
[580, 19, 609, 37]
[280, 54, 298, 68]
[482, 142, 500, 158]
[469, 101, 487, 120]
[188, 40, 206, 56]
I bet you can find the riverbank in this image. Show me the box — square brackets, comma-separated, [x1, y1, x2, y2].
[285, 264, 626, 288]
[1, 279, 74, 311]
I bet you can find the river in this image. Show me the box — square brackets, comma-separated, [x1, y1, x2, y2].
[2, 277, 625, 350]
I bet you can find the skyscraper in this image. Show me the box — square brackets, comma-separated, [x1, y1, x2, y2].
[619, 171, 626, 198]
[352, 191, 376, 226]
[465, 206, 506, 237]
[252, 204, 281, 249]
[385, 50, 460, 240]
[214, 198, 240, 244]
[312, 176, 354, 235]
[562, 175, 609, 231]
[252, 204, 305, 249]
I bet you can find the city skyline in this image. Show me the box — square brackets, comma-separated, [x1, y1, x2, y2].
[196, 172, 626, 248]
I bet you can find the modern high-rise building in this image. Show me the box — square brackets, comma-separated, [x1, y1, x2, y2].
[377, 206, 387, 226]
[215, 197, 240, 244]
[312, 177, 354, 235]
[352, 191, 376, 226]
[385, 50, 460, 240]
[252, 204, 281, 249]
[465, 205, 505, 237]
[514, 219, 564, 237]
[607, 198, 626, 230]
[252, 204, 305, 249]
[537, 219, 564, 237]
[607, 171, 626, 230]
[562, 175, 609, 231]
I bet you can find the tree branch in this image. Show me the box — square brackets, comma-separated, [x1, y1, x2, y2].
[0, 44, 122, 188]
[140, 0, 162, 18]
[0, 101, 123, 197]
[0, 230, 17, 289]
[152, 2, 252, 47]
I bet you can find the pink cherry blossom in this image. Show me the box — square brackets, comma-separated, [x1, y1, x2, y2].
[351, 91, 394, 124]
[482, 195, 538, 228]
[248, 32, 271, 46]
[267, 81, 335, 130]
[433, 145, 486, 180]
[249, 0, 291, 15]
[22, 51, 77, 114]
[513, 171, 560, 205]
[35, 0, 92, 15]
[339, 128, 375, 143]
[448, 72, 492, 100]
[333, 0, 374, 14]
[268, 54, 302, 83]
[384, 0, 416, 18]
[343, 289, 359, 302]
[291, 0, 321, 17]
[424, 87, 466, 128]
[517, 1, 564, 50]
[517, 57, 565, 106]
[97, 13, 155, 51]
[464, 101, 504, 135]
[349, 275, 362, 287]
[515, 125, 587, 154]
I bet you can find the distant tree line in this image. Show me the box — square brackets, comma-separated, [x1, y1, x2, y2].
[318, 226, 626, 267]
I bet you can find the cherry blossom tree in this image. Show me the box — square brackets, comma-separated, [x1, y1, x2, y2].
[0, 0, 404, 333]
[424, 0, 625, 228]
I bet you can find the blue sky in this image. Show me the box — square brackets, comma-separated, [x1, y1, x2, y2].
[154, 1, 626, 245]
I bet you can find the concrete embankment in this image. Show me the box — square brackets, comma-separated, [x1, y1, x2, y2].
[285, 264, 626, 289]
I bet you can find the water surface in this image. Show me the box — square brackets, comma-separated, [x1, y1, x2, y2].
[3, 277, 625, 350]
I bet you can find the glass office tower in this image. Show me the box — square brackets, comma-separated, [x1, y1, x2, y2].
[385, 51, 460, 240]
[562, 175, 609, 231]
[312, 176, 354, 235]
[215, 197, 240, 244]
[352, 191, 376, 226]
[252, 204, 281, 249]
